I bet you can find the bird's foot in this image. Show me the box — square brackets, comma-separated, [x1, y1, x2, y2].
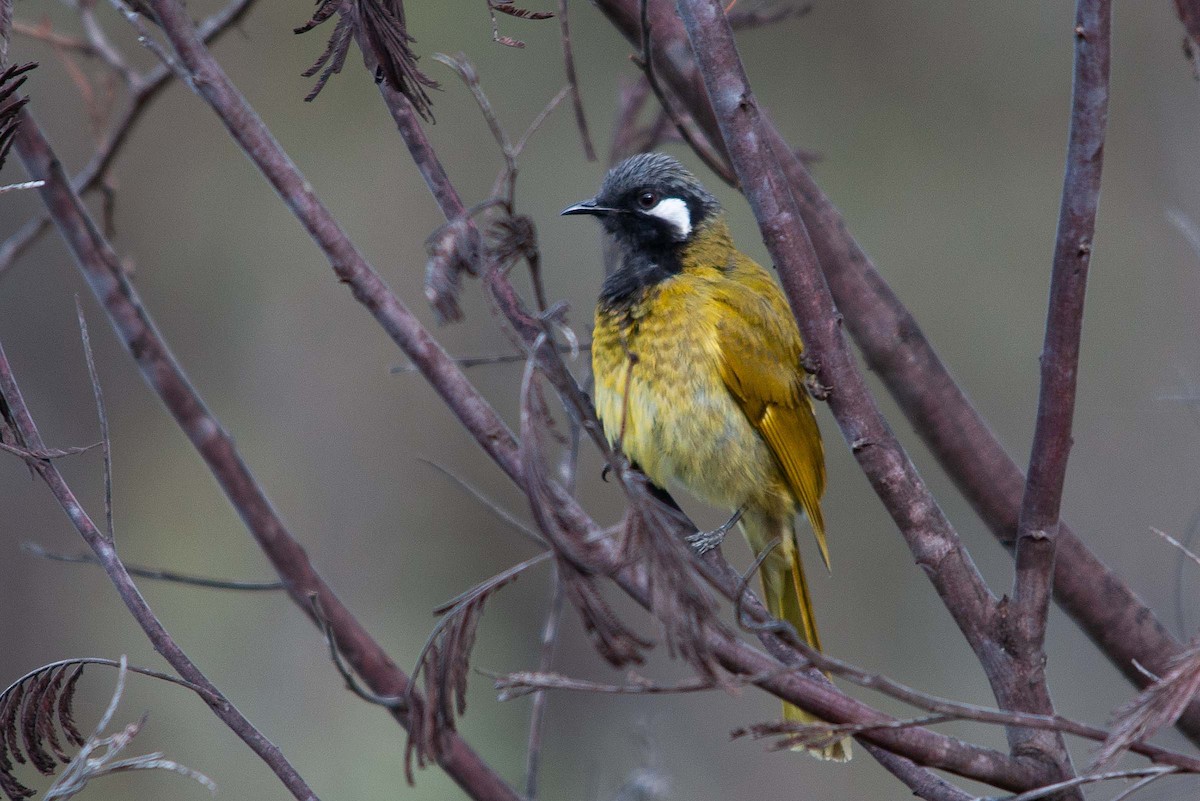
[804, 372, 832, 402]
[686, 508, 744, 555]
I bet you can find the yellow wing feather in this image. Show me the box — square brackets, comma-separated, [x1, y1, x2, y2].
[713, 255, 830, 569]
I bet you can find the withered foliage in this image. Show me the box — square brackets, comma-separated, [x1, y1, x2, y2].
[731, 718, 853, 753]
[487, 0, 555, 49]
[619, 480, 727, 685]
[295, 0, 437, 119]
[0, 63, 36, 173]
[519, 360, 652, 667]
[1092, 641, 1200, 771]
[0, 664, 87, 801]
[404, 574, 513, 784]
[424, 217, 477, 323]
[726, 2, 812, 31]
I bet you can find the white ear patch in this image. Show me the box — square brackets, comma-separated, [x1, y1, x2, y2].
[645, 197, 692, 240]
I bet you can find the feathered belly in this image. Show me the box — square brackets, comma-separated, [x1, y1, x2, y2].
[592, 321, 778, 511]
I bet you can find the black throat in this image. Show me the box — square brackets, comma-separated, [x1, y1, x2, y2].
[598, 240, 684, 310]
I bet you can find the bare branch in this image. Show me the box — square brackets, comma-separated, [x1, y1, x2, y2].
[673, 0, 1013, 720]
[993, 766, 1178, 801]
[557, 0, 595, 160]
[1152, 526, 1200, 571]
[634, 0, 735, 186]
[0, 339, 320, 801]
[22, 543, 287, 591]
[1005, 0, 1110, 775]
[75, 299, 114, 541]
[523, 570, 564, 801]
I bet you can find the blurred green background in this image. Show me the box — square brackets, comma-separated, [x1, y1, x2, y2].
[3, 1, 1200, 799]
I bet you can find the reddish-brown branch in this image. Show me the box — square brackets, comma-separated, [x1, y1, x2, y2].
[1176, 0, 1200, 49]
[1008, 0, 1111, 772]
[12, 108, 523, 801]
[0, 339, 320, 801]
[588, 0, 1200, 743]
[672, 0, 1005, 696]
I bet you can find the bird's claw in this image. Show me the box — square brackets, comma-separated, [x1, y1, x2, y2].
[804, 372, 832, 401]
[686, 508, 744, 556]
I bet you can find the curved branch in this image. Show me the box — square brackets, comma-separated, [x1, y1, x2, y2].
[1008, 0, 1111, 766]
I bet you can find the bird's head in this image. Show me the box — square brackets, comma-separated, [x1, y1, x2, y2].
[562, 152, 721, 250]
[562, 153, 722, 306]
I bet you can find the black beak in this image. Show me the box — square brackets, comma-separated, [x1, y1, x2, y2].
[561, 198, 622, 217]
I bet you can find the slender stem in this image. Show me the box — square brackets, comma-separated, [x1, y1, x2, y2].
[557, 0, 595, 160]
[523, 568, 564, 801]
[860, 744, 973, 801]
[1008, 0, 1111, 769]
[673, 0, 1002, 704]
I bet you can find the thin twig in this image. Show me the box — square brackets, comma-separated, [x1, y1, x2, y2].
[557, 0, 595, 160]
[992, 766, 1177, 801]
[310, 594, 407, 709]
[392, 342, 588, 373]
[22, 542, 287, 591]
[76, 298, 114, 541]
[12, 20, 95, 56]
[861, 743, 974, 801]
[0, 178, 42, 192]
[0, 656, 217, 703]
[1007, 0, 1110, 775]
[418, 458, 546, 547]
[635, 0, 735, 186]
[0, 440, 100, 458]
[1152, 526, 1200, 570]
[523, 568, 564, 801]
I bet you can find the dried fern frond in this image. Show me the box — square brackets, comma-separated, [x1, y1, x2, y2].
[518, 355, 652, 667]
[1, 658, 212, 801]
[295, 0, 437, 119]
[619, 483, 726, 684]
[486, 0, 554, 48]
[404, 573, 514, 783]
[0, 62, 36, 172]
[1, 663, 87, 800]
[1092, 641, 1200, 771]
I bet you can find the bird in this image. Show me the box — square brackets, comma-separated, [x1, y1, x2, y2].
[562, 152, 849, 761]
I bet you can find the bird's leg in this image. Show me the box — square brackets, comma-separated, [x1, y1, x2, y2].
[686, 507, 744, 555]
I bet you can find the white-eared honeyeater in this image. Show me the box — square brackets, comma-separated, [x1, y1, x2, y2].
[563, 153, 849, 761]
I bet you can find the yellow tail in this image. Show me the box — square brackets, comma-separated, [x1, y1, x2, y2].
[743, 509, 851, 761]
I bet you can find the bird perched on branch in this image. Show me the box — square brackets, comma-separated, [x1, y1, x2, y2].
[563, 153, 849, 761]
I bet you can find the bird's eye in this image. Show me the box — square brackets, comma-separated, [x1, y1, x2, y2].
[636, 191, 658, 209]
